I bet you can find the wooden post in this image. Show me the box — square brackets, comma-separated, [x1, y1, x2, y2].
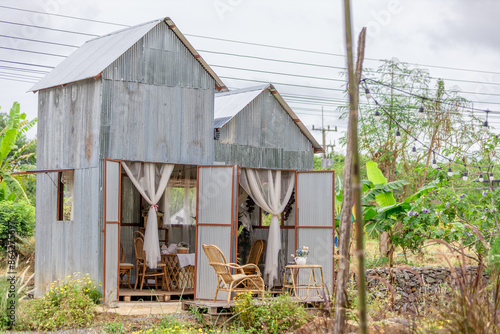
[334, 1, 367, 332]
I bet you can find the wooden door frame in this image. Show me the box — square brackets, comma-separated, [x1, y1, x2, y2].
[103, 158, 122, 302]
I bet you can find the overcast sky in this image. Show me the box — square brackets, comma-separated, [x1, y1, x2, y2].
[1, 0, 499, 150]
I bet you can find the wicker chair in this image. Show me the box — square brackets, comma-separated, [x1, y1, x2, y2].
[119, 243, 134, 289]
[244, 240, 264, 275]
[134, 237, 169, 291]
[202, 244, 265, 303]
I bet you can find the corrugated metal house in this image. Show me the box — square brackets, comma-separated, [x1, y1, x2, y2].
[30, 17, 335, 302]
[213, 84, 321, 170]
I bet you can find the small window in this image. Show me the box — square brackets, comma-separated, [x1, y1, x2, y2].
[57, 171, 74, 221]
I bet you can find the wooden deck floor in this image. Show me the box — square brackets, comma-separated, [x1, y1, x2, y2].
[118, 288, 194, 302]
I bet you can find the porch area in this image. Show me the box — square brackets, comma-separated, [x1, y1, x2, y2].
[104, 160, 335, 303]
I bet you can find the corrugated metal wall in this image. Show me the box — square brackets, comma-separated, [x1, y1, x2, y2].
[37, 79, 101, 170]
[35, 20, 218, 296]
[35, 78, 102, 296]
[102, 22, 215, 165]
[214, 90, 314, 170]
[102, 22, 213, 89]
[296, 172, 335, 292]
[102, 82, 214, 164]
[196, 166, 235, 300]
[197, 167, 234, 226]
[34, 169, 100, 296]
[196, 225, 231, 301]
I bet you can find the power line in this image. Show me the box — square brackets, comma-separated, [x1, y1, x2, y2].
[363, 78, 499, 114]
[0, 46, 67, 58]
[0, 5, 129, 27]
[209, 64, 345, 83]
[0, 34, 79, 48]
[0, 70, 41, 78]
[0, 72, 38, 81]
[186, 33, 344, 58]
[0, 65, 49, 74]
[0, 20, 99, 37]
[1, 30, 499, 99]
[187, 33, 500, 77]
[369, 93, 495, 171]
[2, 6, 500, 80]
[219, 76, 345, 92]
[0, 76, 37, 84]
[0, 60, 54, 69]
[203, 50, 500, 98]
[198, 49, 345, 71]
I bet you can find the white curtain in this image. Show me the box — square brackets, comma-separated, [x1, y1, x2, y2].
[122, 161, 174, 268]
[239, 169, 295, 288]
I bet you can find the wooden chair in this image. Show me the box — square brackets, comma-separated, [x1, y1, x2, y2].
[119, 243, 134, 289]
[244, 240, 264, 274]
[134, 237, 169, 291]
[202, 244, 265, 303]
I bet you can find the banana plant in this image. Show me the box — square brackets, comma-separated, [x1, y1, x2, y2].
[335, 161, 409, 225]
[335, 160, 438, 236]
[364, 161, 440, 236]
[0, 102, 37, 201]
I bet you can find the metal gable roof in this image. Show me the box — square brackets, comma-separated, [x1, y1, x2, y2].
[213, 84, 269, 128]
[29, 18, 227, 92]
[214, 84, 323, 151]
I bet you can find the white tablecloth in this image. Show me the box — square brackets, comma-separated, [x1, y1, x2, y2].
[177, 253, 195, 268]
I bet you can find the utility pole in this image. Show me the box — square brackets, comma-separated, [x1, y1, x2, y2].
[312, 107, 337, 158]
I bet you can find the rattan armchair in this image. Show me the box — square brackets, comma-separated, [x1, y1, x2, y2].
[244, 240, 264, 274]
[202, 244, 265, 303]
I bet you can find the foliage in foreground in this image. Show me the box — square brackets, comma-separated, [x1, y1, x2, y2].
[0, 276, 18, 330]
[232, 292, 311, 333]
[0, 200, 35, 252]
[0, 264, 33, 331]
[16, 273, 101, 331]
[0, 102, 37, 202]
[436, 242, 500, 333]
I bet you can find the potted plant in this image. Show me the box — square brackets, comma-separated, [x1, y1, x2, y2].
[177, 242, 189, 254]
[291, 246, 309, 265]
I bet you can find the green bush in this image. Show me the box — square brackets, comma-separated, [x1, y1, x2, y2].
[0, 200, 35, 252]
[233, 292, 311, 333]
[0, 277, 18, 330]
[16, 273, 101, 331]
[103, 321, 124, 334]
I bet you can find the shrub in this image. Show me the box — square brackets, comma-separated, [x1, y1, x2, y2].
[233, 292, 311, 333]
[0, 265, 32, 330]
[16, 273, 101, 331]
[0, 277, 17, 330]
[437, 243, 500, 333]
[103, 321, 124, 334]
[0, 200, 35, 252]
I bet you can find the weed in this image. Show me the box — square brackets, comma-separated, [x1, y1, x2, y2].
[103, 321, 124, 334]
[436, 241, 500, 333]
[16, 272, 101, 331]
[232, 292, 311, 333]
[365, 256, 389, 268]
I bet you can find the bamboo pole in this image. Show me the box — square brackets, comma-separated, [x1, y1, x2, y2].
[334, 0, 367, 332]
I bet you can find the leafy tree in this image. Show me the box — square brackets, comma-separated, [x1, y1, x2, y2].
[0, 102, 37, 202]
[313, 153, 370, 180]
[339, 59, 486, 195]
